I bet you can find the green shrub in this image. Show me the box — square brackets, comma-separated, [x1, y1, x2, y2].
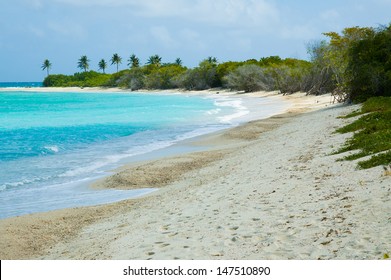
[335, 97, 391, 169]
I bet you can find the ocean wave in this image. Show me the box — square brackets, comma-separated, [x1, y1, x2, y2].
[43, 145, 60, 153]
[0, 175, 52, 191]
[213, 97, 250, 124]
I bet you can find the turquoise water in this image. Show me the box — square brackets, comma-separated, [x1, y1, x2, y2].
[0, 82, 43, 88]
[0, 91, 288, 219]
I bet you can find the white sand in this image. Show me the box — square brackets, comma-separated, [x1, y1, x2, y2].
[0, 90, 390, 260]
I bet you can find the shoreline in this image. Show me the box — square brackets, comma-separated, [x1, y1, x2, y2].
[0, 87, 292, 218]
[2, 91, 389, 260]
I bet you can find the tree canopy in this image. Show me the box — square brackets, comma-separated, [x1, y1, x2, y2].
[77, 55, 90, 72]
[111, 53, 122, 73]
[41, 59, 52, 76]
[43, 22, 391, 103]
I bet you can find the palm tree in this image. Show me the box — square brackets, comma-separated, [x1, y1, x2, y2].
[127, 54, 140, 68]
[41, 59, 52, 76]
[111, 53, 122, 72]
[175, 58, 182, 66]
[207, 56, 218, 64]
[98, 59, 107, 73]
[147, 54, 162, 67]
[78, 55, 90, 72]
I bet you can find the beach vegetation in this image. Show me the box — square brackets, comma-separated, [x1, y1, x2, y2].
[224, 64, 273, 92]
[98, 59, 107, 73]
[304, 40, 336, 96]
[41, 59, 52, 76]
[77, 55, 90, 72]
[175, 58, 183, 66]
[144, 64, 187, 89]
[147, 55, 162, 67]
[174, 58, 220, 90]
[42, 22, 391, 102]
[111, 53, 122, 73]
[43, 71, 111, 87]
[128, 54, 140, 68]
[334, 97, 391, 169]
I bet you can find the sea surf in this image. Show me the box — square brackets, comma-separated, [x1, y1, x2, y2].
[0, 90, 289, 219]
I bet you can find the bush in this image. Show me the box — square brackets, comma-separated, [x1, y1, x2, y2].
[43, 74, 72, 87]
[335, 97, 391, 168]
[224, 64, 273, 92]
[175, 60, 220, 90]
[347, 25, 391, 102]
[144, 65, 186, 89]
[43, 71, 111, 87]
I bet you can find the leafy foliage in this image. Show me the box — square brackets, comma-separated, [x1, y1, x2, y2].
[224, 64, 272, 92]
[347, 25, 391, 102]
[77, 55, 90, 72]
[334, 97, 391, 169]
[41, 59, 52, 76]
[111, 53, 122, 73]
[42, 23, 391, 103]
[98, 59, 107, 73]
[43, 71, 111, 87]
[144, 65, 186, 89]
[128, 54, 140, 68]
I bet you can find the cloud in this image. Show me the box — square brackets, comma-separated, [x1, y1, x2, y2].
[50, 0, 280, 28]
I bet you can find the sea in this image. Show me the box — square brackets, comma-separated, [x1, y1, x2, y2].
[0, 88, 289, 219]
[0, 82, 43, 88]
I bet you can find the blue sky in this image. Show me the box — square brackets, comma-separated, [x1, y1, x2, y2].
[0, 0, 390, 82]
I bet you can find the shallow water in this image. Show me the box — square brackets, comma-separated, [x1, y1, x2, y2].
[0, 91, 288, 218]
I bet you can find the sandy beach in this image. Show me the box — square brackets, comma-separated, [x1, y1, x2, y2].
[0, 89, 390, 260]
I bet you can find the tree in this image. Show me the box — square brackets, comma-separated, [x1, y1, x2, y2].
[224, 64, 273, 92]
[347, 24, 391, 102]
[98, 59, 107, 73]
[207, 56, 218, 65]
[176, 58, 220, 90]
[175, 58, 182, 66]
[41, 59, 52, 76]
[322, 26, 375, 101]
[145, 65, 186, 89]
[111, 53, 122, 73]
[147, 55, 162, 67]
[128, 54, 140, 68]
[78, 55, 90, 72]
[305, 40, 336, 95]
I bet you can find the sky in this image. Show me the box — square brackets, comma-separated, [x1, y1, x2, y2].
[0, 0, 390, 82]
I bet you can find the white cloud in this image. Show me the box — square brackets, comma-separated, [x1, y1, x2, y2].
[185, 0, 280, 28]
[50, 0, 280, 28]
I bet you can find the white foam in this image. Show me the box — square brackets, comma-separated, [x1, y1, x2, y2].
[212, 97, 250, 124]
[44, 145, 60, 153]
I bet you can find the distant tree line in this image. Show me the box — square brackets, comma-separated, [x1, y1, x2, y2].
[42, 23, 391, 103]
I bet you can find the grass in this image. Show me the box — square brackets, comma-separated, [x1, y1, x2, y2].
[334, 97, 391, 169]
